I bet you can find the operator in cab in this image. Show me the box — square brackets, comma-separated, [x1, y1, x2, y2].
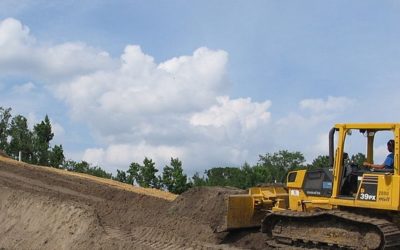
[363, 139, 394, 170]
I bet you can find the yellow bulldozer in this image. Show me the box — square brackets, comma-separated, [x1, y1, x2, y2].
[227, 123, 400, 249]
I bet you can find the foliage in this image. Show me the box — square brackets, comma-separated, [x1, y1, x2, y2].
[191, 172, 207, 187]
[142, 157, 160, 188]
[308, 155, 330, 170]
[0, 107, 12, 151]
[7, 115, 34, 162]
[127, 157, 160, 188]
[351, 153, 366, 166]
[185, 151, 308, 189]
[32, 115, 54, 165]
[162, 158, 190, 194]
[127, 162, 140, 185]
[257, 150, 306, 183]
[114, 169, 128, 183]
[63, 160, 112, 179]
[49, 144, 65, 168]
[0, 107, 65, 167]
[205, 167, 244, 187]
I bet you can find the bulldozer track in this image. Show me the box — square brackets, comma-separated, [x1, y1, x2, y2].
[103, 225, 239, 250]
[262, 210, 400, 249]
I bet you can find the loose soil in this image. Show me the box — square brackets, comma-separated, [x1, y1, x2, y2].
[0, 156, 269, 250]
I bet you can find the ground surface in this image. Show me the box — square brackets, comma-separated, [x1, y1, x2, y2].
[0, 154, 270, 250]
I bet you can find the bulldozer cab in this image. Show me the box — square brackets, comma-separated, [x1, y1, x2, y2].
[326, 123, 400, 210]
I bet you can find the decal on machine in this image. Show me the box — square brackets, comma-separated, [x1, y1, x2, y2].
[357, 176, 378, 202]
[378, 191, 390, 202]
[290, 189, 300, 196]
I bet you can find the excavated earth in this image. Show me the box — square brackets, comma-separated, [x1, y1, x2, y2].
[0, 153, 270, 250]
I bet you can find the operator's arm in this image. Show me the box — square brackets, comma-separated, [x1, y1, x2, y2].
[363, 162, 385, 169]
[363, 154, 394, 170]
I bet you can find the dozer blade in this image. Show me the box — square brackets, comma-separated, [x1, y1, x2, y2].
[225, 194, 264, 230]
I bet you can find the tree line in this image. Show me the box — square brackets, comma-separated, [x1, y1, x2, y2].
[0, 107, 64, 166]
[0, 106, 366, 195]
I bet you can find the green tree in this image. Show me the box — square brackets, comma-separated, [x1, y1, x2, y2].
[240, 162, 257, 188]
[49, 144, 65, 168]
[142, 157, 159, 188]
[351, 153, 366, 166]
[0, 107, 12, 151]
[162, 158, 189, 194]
[309, 155, 330, 170]
[63, 160, 112, 178]
[114, 169, 128, 183]
[191, 172, 207, 186]
[258, 150, 305, 183]
[205, 167, 244, 188]
[127, 158, 160, 188]
[73, 160, 90, 173]
[127, 162, 141, 185]
[32, 115, 54, 165]
[7, 115, 33, 161]
[86, 166, 112, 178]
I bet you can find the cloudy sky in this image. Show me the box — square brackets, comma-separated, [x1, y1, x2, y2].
[1, 1, 399, 175]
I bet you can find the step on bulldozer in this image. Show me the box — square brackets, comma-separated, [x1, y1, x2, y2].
[226, 123, 400, 249]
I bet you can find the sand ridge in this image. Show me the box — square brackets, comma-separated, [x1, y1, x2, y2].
[0, 156, 263, 249]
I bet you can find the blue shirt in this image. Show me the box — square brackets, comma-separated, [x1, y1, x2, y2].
[384, 153, 394, 169]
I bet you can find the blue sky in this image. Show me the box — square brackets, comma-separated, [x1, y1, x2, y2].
[1, 1, 399, 175]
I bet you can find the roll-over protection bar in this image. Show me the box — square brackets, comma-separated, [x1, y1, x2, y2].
[329, 127, 338, 169]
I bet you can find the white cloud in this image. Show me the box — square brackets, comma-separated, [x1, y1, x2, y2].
[272, 96, 359, 163]
[12, 81, 36, 93]
[54, 45, 229, 142]
[310, 133, 330, 157]
[0, 18, 115, 81]
[190, 96, 271, 130]
[82, 148, 105, 167]
[300, 96, 355, 113]
[52, 121, 65, 138]
[278, 96, 355, 129]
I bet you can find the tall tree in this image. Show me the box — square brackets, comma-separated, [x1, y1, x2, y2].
[240, 162, 258, 188]
[162, 158, 189, 194]
[115, 169, 128, 183]
[127, 158, 160, 188]
[8, 115, 33, 161]
[49, 144, 65, 168]
[32, 115, 54, 165]
[127, 162, 141, 185]
[0, 107, 12, 151]
[142, 157, 159, 188]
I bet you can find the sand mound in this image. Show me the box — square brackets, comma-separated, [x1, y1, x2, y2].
[169, 186, 245, 232]
[0, 157, 255, 249]
[0, 187, 105, 249]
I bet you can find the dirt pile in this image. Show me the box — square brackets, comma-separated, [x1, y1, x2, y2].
[0, 188, 104, 249]
[169, 186, 246, 232]
[0, 156, 263, 249]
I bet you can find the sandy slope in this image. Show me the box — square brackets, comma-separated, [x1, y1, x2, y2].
[0, 156, 265, 250]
